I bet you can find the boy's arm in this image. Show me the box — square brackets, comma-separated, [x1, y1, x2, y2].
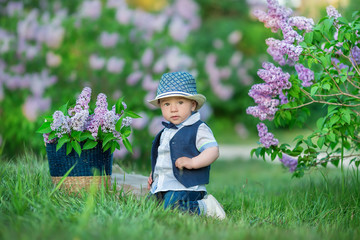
[175, 146, 219, 170]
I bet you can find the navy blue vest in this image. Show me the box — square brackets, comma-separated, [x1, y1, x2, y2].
[151, 120, 210, 188]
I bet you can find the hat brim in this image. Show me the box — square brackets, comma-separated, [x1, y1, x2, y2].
[148, 92, 206, 111]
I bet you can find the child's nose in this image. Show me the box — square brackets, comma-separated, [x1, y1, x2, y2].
[170, 104, 178, 112]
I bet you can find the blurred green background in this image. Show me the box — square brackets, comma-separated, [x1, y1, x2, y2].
[0, 0, 356, 169]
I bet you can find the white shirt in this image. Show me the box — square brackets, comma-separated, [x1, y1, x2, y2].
[151, 112, 218, 194]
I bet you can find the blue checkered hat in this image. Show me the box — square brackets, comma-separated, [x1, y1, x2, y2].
[148, 71, 206, 110]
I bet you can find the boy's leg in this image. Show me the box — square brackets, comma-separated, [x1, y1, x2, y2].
[163, 191, 205, 215]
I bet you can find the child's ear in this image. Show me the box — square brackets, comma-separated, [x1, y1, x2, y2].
[192, 100, 197, 111]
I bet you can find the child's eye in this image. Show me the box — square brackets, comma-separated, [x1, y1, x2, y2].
[178, 101, 184, 104]
[163, 102, 170, 106]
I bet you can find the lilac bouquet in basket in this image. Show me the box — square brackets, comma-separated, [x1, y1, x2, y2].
[37, 87, 140, 156]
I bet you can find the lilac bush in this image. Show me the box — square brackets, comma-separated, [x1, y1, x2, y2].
[249, 0, 360, 177]
[38, 87, 139, 156]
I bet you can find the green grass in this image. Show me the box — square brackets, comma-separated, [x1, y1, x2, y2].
[0, 152, 359, 240]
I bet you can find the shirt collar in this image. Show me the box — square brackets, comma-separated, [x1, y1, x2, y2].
[177, 111, 200, 128]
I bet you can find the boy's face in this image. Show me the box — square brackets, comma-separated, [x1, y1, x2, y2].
[159, 97, 196, 125]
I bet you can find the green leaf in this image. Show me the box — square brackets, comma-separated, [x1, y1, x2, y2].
[324, 18, 334, 32]
[115, 117, 124, 132]
[331, 158, 340, 167]
[293, 135, 304, 141]
[342, 111, 351, 124]
[111, 142, 117, 154]
[124, 110, 141, 118]
[48, 132, 57, 140]
[317, 137, 325, 149]
[122, 138, 133, 153]
[316, 117, 325, 129]
[102, 133, 116, 147]
[80, 132, 95, 141]
[56, 136, 70, 151]
[66, 142, 73, 155]
[322, 83, 331, 90]
[345, 32, 352, 41]
[59, 101, 69, 115]
[304, 31, 313, 44]
[319, 56, 330, 67]
[310, 86, 318, 96]
[337, 17, 348, 24]
[83, 140, 98, 150]
[103, 142, 112, 152]
[121, 126, 132, 138]
[97, 125, 103, 140]
[71, 131, 82, 142]
[115, 97, 125, 114]
[329, 115, 340, 126]
[352, 11, 360, 19]
[36, 122, 52, 134]
[327, 105, 339, 115]
[327, 132, 337, 143]
[250, 148, 256, 158]
[355, 161, 360, 168]
[337, 30, 345, 42]
[71, 141, 82, 156]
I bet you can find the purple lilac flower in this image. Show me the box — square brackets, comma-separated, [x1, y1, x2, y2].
[126, 71, 143, 86]
[121, 117, 132, 128]
[94, 93, 108, 117]
[252, 0, 292, 33]
[280, 21, 303, 43]
[70, 110, 89, 131]
[51, 110, 70, 138]
[102, 110, 120, 135]
[265, 38, 287, 65]
[106, 57, 125, 74]
[141, 48, 154, 68]
[22, 96, 51, 121]
[331, 58, 349, 70]
[351, 46, 360, 65]
[247, 62, 291, 121]
[279, 91, 288, 105]
[169, 17, 190, 42]
[115, 6, 132, 25]
[256, 123, 279, 148]
[80, 0, 102, 20]
[43, 133, 56, 144]
[288, 16, 314, 32]
[99, 32, 119, 48]
[87, 93, 108, 139]
[46, 51, 62, 67]
[89, 54, 105, 70]
[68, 87, 92, 116]
[279, 154, 298, 172]
[326, 5, 342, 19]
[228, 30, 242, 45]
[295, 64, 314, 87]
[6, 2, 23, 16]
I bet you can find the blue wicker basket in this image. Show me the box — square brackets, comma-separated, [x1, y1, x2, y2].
[46, 142, 113, 191]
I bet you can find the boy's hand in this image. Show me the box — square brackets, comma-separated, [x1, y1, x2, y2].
[147, 172, 153, 190]
[175, 157, 194, 170]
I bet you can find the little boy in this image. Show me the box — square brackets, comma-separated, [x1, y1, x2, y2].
[147, 71, 226, 219]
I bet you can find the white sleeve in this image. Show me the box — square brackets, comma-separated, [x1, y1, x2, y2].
[196, 123, 218, 152]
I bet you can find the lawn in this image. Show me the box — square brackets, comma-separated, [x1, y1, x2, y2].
[0, 152, 359, 240]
